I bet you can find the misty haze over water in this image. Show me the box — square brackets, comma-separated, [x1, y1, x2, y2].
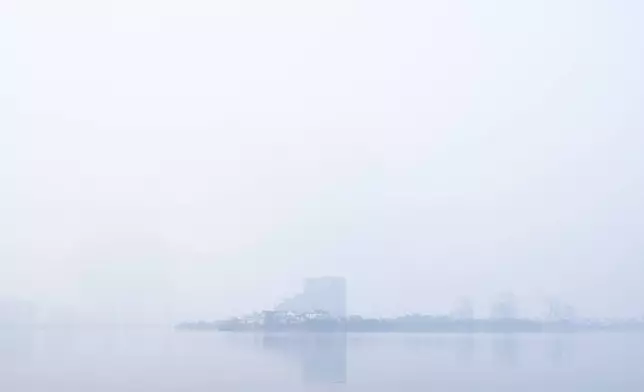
[3, 0, 644, 325]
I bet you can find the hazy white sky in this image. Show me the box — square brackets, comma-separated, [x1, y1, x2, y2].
[2, 0, 644, 323]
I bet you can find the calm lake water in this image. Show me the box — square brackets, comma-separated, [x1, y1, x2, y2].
[2, 329, 644, 391]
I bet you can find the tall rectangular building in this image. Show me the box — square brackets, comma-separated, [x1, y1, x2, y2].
[303, 277, 347, 319]
[275, 277, 348, 318]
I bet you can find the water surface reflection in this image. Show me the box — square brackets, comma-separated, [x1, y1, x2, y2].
[262, 333, 347, 384]
[2, 329, 642, 391]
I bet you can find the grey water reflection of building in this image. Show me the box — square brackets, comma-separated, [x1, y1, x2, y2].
[262, 333, 347, 384]
[0, 329, 35, 387]
[546, 335, 573, 366]
[0, 298, 37, 376]
[493, 335, 519, 366]
[454, 336, 476, 364]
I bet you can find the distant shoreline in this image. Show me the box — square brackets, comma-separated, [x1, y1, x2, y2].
[175, 318, 644, 334]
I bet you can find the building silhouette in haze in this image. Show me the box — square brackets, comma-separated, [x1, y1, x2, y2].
[276, 277, 347, 318]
